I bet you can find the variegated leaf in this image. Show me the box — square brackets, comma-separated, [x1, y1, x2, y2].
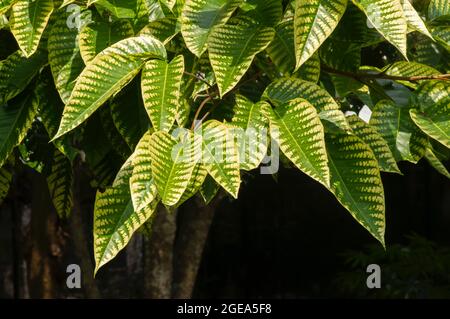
[79, 19, 134, 65]
[177, 162, 208, 206]
[263, 77, 351, 132]
[94, 157, 158, 273]
[370, 100, 428, 163]
[53, 35, 167, 140]
[48, 9, 90, 104]
[10, 0, 54, 57]
[0, 50, 47, 105]
[208, 17, 274, 97]
[347, 115, 401, 173]
[382, 61, 441, 88]
[149, 130, 201, 206]
[0, 0, 17, 15]
[181, 0, 243, 57]
[0, 93, 38, 167]
[263, 98, 330, 188]
[47, 149, 73, 219]
[139, 16, 180, 44]
[401, 0, 433, 39]
[352, 0, 408, 58]
[229, 95, 269, 171]
[410, 80, 450, 148]
[141, 55, 184, 132]
[428, 0, 450, 20]
[294, 0, 348, 69]
[130, 131, 157, 212]
[326, 133, 386, 246]
[425, 147, 450, 179]
[201, 120, 241, 198]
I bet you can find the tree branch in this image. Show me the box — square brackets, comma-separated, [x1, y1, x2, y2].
[322, 65, 450, 82]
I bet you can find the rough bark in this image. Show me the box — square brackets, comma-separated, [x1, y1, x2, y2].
[172, 194, 224, 299]
[143, 205, 177, 298]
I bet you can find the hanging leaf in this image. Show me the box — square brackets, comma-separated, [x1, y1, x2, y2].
[79, 19, 134, 65]
[240, 0, 282, 27]
[0, 50, 47, 105]
[352, 0, 408, 58]
[401, 0, 433, 39]
[110, 79, 150, 150]
[141, 55, 184, 132]
[0, 92, 39, 167]
[10, 0, 54, 57]
[181, 0, 243, 57]
[370, 100, 428, 163]
[201, 120, 241, 198]
[424, 147, 450, 179]
[48, 9, 90, 104]
[47, 149, 73, 219]
[294, 0, 348, 69]
[347, 115, 401, 174]
[410, 80, 450, 149]
[177, 162, 208, 206]
[326, 133, 386, 246]
[208, 17, 274, 97]
[94, 157, 158, 273]
[130, 131, 157, 212]
[149, 130, 201, 206]
[139, 16, 180, 44]
[229, 95, 269, 171]
[53, 35, 167, 140]
[263, 77, 351, 132]
[263, 98, 330, 188]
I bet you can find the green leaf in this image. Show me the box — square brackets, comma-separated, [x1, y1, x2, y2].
[35, 71, 77, 161]
[326, 133, 385, 246]
[94, 157, 158, 273]
[141, 55, 184, 132]
[177, 162, 208, 206]
[370, 100, 428, 163]
[410, 81, 450, 148]
[208, 17, 274, 97]
[266, 20, 296, 74]
[240, 0, 282, 27]
[110, 79, 150, 150]
[263, 77, 351, 132]
[53, 35, 167, 140]
[432, 26, 450, 53]
[0, 93, 39, 167]
[79, 19, 134, 65]
[263, 98, 330, 188]
[347, 115, 401, 174]
[382, 61, 441, 88]
[200, 174, 220, 204]
[130, 131, 157, 212]
[201, 120, 241, 198]
[48, 9, 90, 104]
[0, 0, 17, 15]
[47, 149, 73, 219]
[425, 147, 450, 179]
[10, 0, 54, 57]
[92, 0, 140, 18]
[0, 50, 47, 105]
[181, 0, 243, 57]
[229, 95, 269, 171]
[294, 0, 348, 69]
[428, 0, 450, 21]
[352, 0, 408, 58]
[149, 130, 201, 206]
[401, 0, 433, 39]
[0, 165, 12, 205]
[139, 16, 180, 44]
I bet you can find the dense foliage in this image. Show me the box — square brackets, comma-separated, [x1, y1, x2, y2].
[0, 0, 449, 273]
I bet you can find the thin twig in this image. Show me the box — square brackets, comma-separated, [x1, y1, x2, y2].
[191, 96, 213, 130]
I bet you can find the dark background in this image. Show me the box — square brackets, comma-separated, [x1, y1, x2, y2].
[0, 158, 449, 299]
